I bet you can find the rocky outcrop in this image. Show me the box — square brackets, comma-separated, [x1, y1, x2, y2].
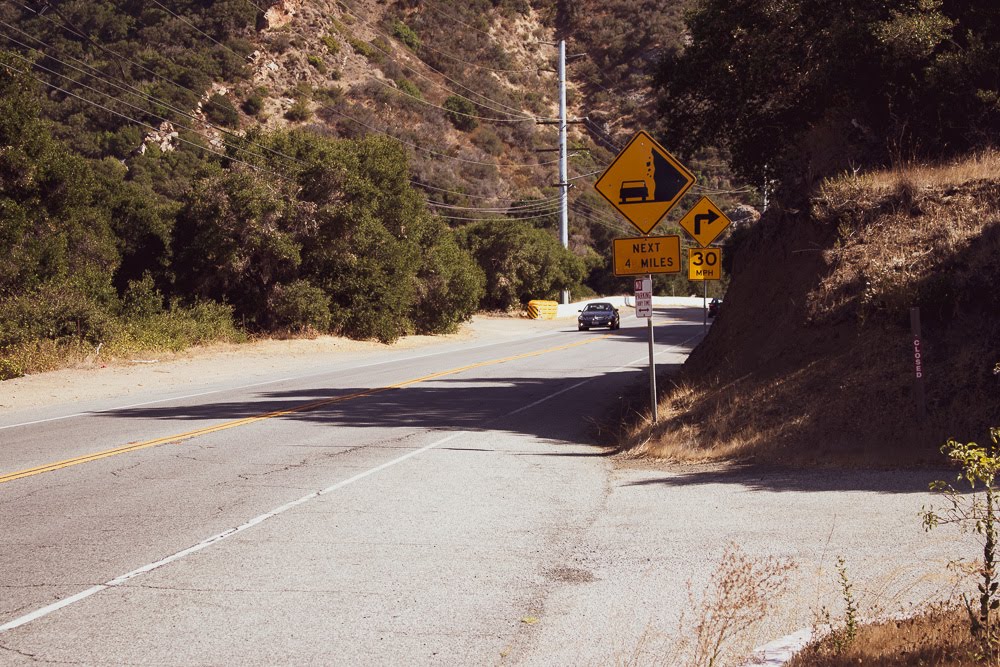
[262, 0, 300, 30]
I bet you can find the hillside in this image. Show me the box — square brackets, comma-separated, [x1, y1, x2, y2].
[1, 0, 742, 379]
[627, 153, 1000, 466]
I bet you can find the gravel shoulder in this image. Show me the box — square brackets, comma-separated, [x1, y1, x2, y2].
[0, 315, 566, 414]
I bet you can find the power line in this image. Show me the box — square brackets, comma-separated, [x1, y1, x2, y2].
[426, 195, 563, 213]
[1, 60, 290, 183]
[131, 0, 559, 168]
[432, 208, 561, 222]
[7, 0, 307, 170]
[9, 0, 575, 205]
[0, 24, 306, 173]
[332, 1, 549, 119]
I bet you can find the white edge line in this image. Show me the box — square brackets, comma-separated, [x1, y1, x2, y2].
[0, 330, 568, 431]
[508, 332, 702, 418]
[0, 327, 703, 633]
[739, 628, 813, 666]
[0, 431, 468, 634]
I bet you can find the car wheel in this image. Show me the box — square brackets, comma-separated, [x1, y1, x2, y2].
[579, 325, 588, 331]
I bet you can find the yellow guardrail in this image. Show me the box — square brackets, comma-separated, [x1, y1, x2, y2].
[526, 300, 558, 320]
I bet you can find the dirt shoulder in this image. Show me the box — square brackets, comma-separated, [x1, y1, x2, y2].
[0, 315, 567, 414]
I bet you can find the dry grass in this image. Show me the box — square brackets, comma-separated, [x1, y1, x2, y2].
[788, 607, 983, 666]
[829, 150, 1000, 196]
[619, 151, 1000, 467]
[676, 544, 796, 667]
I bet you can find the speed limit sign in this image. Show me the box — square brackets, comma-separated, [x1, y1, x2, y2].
[687, 247, 722, 280]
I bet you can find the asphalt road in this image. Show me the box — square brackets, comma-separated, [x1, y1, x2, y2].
[0, 309, 977, 665]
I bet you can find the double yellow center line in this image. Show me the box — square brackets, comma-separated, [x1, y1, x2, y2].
[0, 334, 610, 485]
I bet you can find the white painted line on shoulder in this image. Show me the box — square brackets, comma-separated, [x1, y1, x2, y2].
[739, 627, 813, 666]
[0, 327, 701, 633]
[0, 330, 567, 431]
[0, 430, 468, 634]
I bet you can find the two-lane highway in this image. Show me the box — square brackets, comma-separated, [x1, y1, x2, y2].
[0, 310, 702, 664]
[0, 309, 977, 666]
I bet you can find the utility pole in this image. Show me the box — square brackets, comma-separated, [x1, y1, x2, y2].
[538, 41, 584, 303]
[558, 39, 569, 305]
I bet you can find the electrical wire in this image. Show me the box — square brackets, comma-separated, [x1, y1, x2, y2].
[120, 0, 560, 168]
[432, 208, 560, 222]
[425, 196, 563, 213]
[389, 5, 541, 75]
[8, 0, 307, 170]
[8, 0, 578, 204]
[1, 61, 290, 183]
[332, 1, 550, 119]
[0, 24, 307, 173]
[427, 202, 561, 216]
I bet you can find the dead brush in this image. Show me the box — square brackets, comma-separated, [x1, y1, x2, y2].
[675, 543, 796, 667]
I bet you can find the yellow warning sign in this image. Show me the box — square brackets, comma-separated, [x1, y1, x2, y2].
[688, 247, 722, 281]
[594, 131, 696, 236]
[678, 196, 732, 248]
[612, 236, 681, 276]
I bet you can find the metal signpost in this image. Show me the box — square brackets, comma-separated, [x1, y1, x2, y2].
[595, 131, 696, 423]
[634, 277, 656, 422]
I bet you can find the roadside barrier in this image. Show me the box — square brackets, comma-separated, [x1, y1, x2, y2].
[526, 300, 558, 320]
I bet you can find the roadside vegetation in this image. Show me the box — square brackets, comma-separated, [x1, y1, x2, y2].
[623, 152, 1000, 466]
[2, 0, 710, 380]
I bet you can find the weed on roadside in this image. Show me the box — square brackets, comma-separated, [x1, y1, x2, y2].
[675, 543, 796, 667]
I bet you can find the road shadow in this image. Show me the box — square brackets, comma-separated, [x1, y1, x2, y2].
[104, 363, 687, 451]
[619, 462, 965, 495]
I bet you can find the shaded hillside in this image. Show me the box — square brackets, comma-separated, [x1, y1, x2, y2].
[629, 154, 1000, 466]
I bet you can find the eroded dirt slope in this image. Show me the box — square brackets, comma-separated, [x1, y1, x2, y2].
[636, 163, 1000, 465]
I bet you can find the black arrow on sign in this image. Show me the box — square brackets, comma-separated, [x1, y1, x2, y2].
[693, 210, 719, 236]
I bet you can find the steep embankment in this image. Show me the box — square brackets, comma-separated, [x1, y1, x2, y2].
[631, 154, 1000, 466]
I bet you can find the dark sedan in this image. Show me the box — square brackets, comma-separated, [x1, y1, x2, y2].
[578, 302, 620, 331]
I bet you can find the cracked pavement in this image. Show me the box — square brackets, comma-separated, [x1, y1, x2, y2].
[0, 312, 977, 665]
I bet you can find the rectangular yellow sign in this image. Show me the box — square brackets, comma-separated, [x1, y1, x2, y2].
[688, 247, 722, 280]
[612, 236, 681, 276]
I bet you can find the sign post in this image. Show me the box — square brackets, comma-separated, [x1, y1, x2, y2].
[634, 277, 657, 423]
[911, 307, 926, 420]
[597, 130, 696, 423]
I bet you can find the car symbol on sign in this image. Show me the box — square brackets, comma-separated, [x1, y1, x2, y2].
[619, 180, 649, 204]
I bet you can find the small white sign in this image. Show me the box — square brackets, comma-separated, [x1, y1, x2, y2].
[635, 277, 652, 318]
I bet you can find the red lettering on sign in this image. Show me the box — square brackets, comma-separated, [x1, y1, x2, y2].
[913, 338, 923, 379]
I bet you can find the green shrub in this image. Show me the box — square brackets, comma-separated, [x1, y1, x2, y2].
[348, 37, 382, 63]
[104, 301, 244, 355]
[241, 92, 264, 115]
[444, 95, 478, 131]
[268, 280, 332, 333]
[307, 54, 327, 74]
[203, 93, 239, 128]
[392, 20, 421, 50]
[395, 78, 422, 99]
[320, 33, 340, 55]
[122, 274, 164, 320]
[314, 86, 343, 104]
[285, 99, 312, 121]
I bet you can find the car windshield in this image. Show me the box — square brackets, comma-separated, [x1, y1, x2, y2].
[585, 304, 612, 311]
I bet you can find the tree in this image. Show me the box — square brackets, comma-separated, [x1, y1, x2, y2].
[444, 96, 479, 131]
[0, 57, 120, 346]
[172, 170, 306, 328]
[656, 0, 1000, 195]
[459, 218, 587, 311]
